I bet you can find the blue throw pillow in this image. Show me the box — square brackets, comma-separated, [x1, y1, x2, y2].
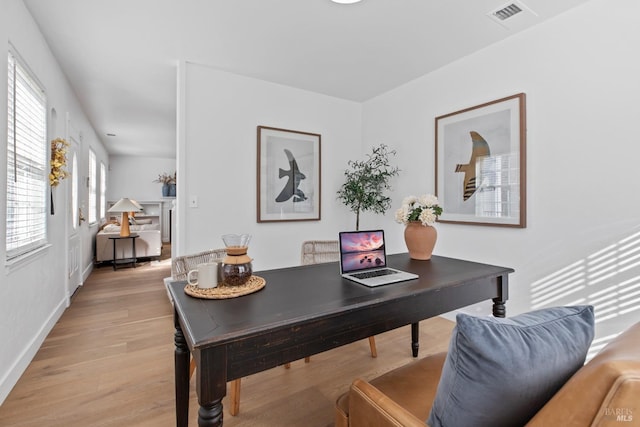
[427, 305, 594, 427]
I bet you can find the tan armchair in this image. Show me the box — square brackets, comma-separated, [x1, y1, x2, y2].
[336, 321, 640, 427]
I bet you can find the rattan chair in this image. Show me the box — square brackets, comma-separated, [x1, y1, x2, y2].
[170, 248, 244, 416]
[284, 240, 378, 370]
[171, 248, 227, 280]
[301, 239, 341, 265]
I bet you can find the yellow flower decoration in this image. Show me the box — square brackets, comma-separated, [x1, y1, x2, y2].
[50, 137, 70, 187]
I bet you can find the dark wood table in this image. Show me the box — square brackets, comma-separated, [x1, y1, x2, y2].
[108, 233, 138, 270]
[168, 254, 513, 427]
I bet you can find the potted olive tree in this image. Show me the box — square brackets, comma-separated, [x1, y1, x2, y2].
[337, 144, 400, 230]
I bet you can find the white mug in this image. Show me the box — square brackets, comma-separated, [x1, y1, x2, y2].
[187, 262, 219, 289]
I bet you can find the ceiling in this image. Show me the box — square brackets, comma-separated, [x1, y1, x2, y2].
[23, 0, 589, 158]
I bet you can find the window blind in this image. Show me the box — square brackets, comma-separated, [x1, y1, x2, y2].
[72, 152, 78, 229]
[6, 50, 48, 259]
[476, 153, 520, 218]
[88, 149, 96, 223]
[100, 162, 106, 220]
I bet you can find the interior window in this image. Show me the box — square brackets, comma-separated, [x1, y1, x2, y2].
[72, 152, 78, 229]
[100, 161, 106, 220]
[6, 47, 48, 259]
[88, 149, 96, 224]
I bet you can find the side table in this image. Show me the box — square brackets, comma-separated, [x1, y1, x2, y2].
[108, 234, 139, 271]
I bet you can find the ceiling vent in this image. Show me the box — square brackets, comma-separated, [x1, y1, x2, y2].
[487, 1, 538, 30]
[493, 4, 522, 20]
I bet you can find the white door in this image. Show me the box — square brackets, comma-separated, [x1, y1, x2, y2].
[66, 120, 82, 303]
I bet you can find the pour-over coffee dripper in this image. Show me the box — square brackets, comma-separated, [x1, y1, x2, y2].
[220, 234, 253, 286]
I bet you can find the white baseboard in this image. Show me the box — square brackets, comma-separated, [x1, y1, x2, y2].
[0, 296, 67, 405]
[82, 261, 93, 282]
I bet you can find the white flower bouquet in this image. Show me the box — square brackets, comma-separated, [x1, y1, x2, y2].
[394, 194, 443, 226]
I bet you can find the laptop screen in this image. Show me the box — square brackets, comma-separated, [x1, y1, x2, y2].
[339, 230, 387, 274]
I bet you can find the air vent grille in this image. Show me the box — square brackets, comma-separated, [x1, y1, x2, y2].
[493, 4, 523, 21]
[487, 1, 537, 29]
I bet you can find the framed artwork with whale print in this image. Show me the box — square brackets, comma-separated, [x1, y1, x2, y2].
[257, 126, 321, 222]
[435, 93, 526, 227]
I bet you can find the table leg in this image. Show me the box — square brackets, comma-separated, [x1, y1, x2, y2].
[196, 347, 227, 426]
[492, 274, 509, 318]
[132, 237, 137, 268]
[411, 322, 419, 357]
[492, 297, 507, 318]
[196, 346, 228, 427]
[112, 239, 117, 271]
[198, 402, 223, 426]
[174, 319, 190, 427]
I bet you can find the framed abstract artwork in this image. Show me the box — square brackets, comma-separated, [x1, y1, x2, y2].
[257, 126, 321, 222]
[435, 93, 526, 227]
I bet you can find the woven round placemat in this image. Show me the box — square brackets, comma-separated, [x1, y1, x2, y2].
[184, 275, 265, 299]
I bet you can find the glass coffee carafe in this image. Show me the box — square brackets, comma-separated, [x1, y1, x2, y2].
[220, 234, 253, 286]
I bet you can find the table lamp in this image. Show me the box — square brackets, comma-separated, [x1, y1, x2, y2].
[107, 198, 143, 237]
[130, 198, 143, 213]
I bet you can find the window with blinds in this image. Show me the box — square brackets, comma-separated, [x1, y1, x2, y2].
[475, 153, 520, 219]
[6, 49, 48, 260]
[72, 152, 78, 229]
[88, 149, 96, 223]
[99, 162, 106, 220]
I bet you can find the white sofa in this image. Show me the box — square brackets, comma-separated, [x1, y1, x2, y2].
[95, 223, 162, 262]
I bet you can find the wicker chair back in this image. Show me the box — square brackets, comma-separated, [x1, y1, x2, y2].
[172, 248, 227, 280]
[301, 240, 339, 265]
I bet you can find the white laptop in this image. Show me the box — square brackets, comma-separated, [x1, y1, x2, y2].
[339, 230, 419, 287]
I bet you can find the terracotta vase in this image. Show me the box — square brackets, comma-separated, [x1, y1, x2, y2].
[404, 221, 437, 260]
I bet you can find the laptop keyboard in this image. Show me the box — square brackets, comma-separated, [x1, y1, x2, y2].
[351, 269, 398, 279]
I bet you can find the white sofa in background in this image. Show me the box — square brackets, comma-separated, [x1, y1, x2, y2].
[95, 224, 162, 262]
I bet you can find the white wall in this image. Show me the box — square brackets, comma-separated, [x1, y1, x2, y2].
[362, 0, 640, 349]
[0, 0, 108, 403]
[178, 63, 362, 270]
[108, 155, 176, 202]
[178, 1, 639, 348]
[3, 0, 637, 405]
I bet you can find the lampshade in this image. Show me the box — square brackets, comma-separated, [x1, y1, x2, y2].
[108, 198, 144, 213]
[108, 198, 143, 237]
[131, 199, 144, 211]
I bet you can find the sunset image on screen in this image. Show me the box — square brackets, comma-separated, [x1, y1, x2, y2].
[341, 231, 386, 272]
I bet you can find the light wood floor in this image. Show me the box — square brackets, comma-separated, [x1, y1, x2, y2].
[0, 250, 455, 427]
